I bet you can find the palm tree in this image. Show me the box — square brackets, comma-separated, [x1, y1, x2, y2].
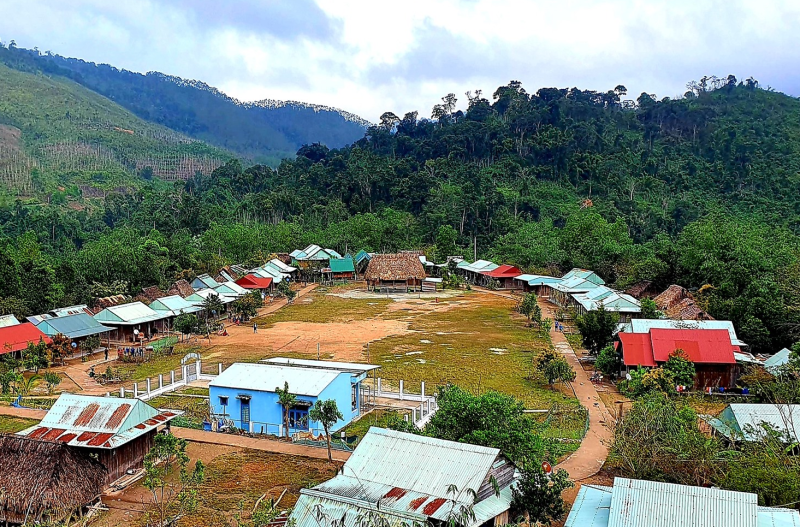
[275, 382, 297, 439]
[15, 374, 40, 399]
[309, 399, 344, 462]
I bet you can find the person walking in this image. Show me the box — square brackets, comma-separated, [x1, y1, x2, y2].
[253, 323, 258, 334]
[104, 348, 109, 361]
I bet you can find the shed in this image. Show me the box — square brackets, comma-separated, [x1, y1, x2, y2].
[0, 322, 52, 358]
[93, 302, 170, 342]
[209, 359, 379, 435]
[0, 435, 107, 525]
[17, 393, 182, 485]
[289, 427, 516, 527]
[564, 477, 800, 527]
[326, 257, 355, 281]
[35, 313, 112, 345]
[364, 253, 426, 292]
[764, 348, 790, 372]
[702, 403, 800, 443]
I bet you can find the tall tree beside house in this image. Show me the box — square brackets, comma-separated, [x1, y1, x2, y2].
[201, 293, 224, 327]
[511, 462, 573, 525]
[46, 334, 72, 366]
[576, 304, 619, 355]
[519, 293, 541, 326]
[640, 298, 662, 319]
[143, 433, 205, 527]
[275, 381, 297, 439]
[309, 399, 344, 462]
[663, 349, 696, 387]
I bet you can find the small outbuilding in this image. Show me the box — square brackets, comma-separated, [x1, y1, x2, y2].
[209, 358, 379, 435]
[325, 257, 355, 281]
[702, 403, 800, 443]
[17, 393, 182, 485]
[364, 253, 427, 292]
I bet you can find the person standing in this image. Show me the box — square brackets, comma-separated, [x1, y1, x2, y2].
[253, 323, 257, 334]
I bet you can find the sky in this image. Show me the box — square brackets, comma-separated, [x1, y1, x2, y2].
[2, 0, 800, 122]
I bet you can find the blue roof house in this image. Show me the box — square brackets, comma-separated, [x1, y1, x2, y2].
[209, 358, 379, 436]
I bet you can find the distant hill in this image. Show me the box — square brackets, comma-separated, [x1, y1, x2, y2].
[0, 59, 231, 193]
[0, 45, 370, 163]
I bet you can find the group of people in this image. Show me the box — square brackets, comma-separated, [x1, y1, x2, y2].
[554, 321, 565, 332]
[118, 346, 146, 359]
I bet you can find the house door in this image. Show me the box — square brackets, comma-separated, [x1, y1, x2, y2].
[240, 400, 250, 428]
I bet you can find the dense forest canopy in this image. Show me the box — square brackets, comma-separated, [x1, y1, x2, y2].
[0, 66, 799, 354]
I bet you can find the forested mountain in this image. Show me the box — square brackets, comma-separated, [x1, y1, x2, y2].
[0, 43, 370, 163]
[0, 66, 798, 355]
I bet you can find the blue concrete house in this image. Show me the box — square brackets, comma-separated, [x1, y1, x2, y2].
[209, 358, 379, 435]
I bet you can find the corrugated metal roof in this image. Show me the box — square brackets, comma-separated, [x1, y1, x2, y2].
[471, 482, 514, 524]
[607, 478, 757, 527]
[621, 319, 746, 347]
[719, 404, 800, 442]
[565, 485, 613, 527]
[268, 258, 296, 273]
[329, 257, 355, 273]
[17, 393, 181, 449]
[220, 281, 250, 296]
[0, 314, 20, 327]
[562, 268, 606, 285]
[192, 274, 221, 289]
[214, 283, 247, 297]
[27, 313, 52, 326]
[0, 323, 52, 355]
[650, 328, 735, 364]
[758, 507, 800, 526]
[262, 357, 379, 374]
[765, 349, 790, 371]
[354, 250, 371, 264]
[149, 295, 203, 316]
[51, 304, 91, 317]
[344, 428, 499, 498]
[514, 274, 562, 286]
[93, 302, 168, 325]
[483, 265, 522, 278]
[290, 490, 422, 527]
[236, 274, 274, 289]
[209, 363, 341, 396]
[619, 332, 657, 367]
[37, 313, 113, 339]
[185, 289, 237, 305]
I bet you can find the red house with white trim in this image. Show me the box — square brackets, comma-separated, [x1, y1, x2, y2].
[616, 328, 738, 389]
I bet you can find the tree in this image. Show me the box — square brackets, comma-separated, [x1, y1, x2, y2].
[640, 298, 661, 319]
[143, 433, 205, 527]
[14, 373, 39, 398]
[511, 462, 573, 525]
[174, 313, 200, 339]
[43, 371, 62, 395]
[278, 281, 296, 304]
[595, 345, 621, 378]
[201, 293, 224, 327]
[576, 305, 619, 354]
[46, 334, 72, 366]
[275, 381, 297, 439]
[663, 349, 696, 387]
[536, 348, 576, 387]
[519, 293, 541, 325]
[22, 339, 48, 372]
[309, 399, 344, 462]
[233, 291, 261, 321]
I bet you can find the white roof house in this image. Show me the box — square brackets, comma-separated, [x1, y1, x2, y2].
[764, 348, 791, 371]
[566, 477, 800, 527]
[703, 404, 800, 442]
[94, 302, 168, 325]
[262, 357, 380, 374]
[210, 363, 343, 397]
[149, 295, 203, 316]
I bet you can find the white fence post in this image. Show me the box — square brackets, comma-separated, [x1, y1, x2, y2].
[249, 421, 254, 434]
[182, 365, 188, 384]
[399, 380, 404, 400]
[133, 383, 138, 398]
[427, 399, 431, 414]
[170, 370, 175, 386]
[278, 424, 283, 437]
[421, 381, 425, 400]
[120, 387, 125, 398]
[377, 378, 382, 395]
[196, 360, 202, 379]
[218, 363, 223, 375]
[146, 378, 151, 395]
[158, 374, 163, 389]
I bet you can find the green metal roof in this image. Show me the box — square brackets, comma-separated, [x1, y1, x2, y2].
[37, 313, 113, 339]
[329, 257, 355, 273]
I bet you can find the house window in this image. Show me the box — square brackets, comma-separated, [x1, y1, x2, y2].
[289, 406, 309, 431]
[219, 396, 229, 407]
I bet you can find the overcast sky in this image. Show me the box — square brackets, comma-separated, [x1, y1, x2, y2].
[2, 0, 799, 122]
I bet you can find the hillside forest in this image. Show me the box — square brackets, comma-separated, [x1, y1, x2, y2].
[0, 67, 799, 355]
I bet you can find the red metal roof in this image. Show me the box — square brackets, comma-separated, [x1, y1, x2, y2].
[649, 328, 736, 364]
[235, 274, 273, 289]
[482, 264, 523, 278]
[0, 322, 51, 355]
[619, 332, 656, 367]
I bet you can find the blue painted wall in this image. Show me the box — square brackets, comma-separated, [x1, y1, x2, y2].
[209, 371, 361, 435]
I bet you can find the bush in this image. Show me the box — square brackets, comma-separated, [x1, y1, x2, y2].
[575, 305, 619, 354]
[595, 345, 621, 378]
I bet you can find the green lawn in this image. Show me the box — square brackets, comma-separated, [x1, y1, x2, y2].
[0, 415, 39, 434]
[254, 292, 391, 326]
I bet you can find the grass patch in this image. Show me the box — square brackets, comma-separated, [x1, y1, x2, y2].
[182, 450, 336, 527]
[181, 387, 210, 396]
[340, 409, 410, 441]
[564, 332, 584, 352]
[0, 415, 39, 433]
[148, 395, 209, 428]
[368, 294, 575, 409]
[255, 292, 391, 326]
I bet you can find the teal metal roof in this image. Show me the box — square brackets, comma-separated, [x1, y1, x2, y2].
[17, 393, 181, 449]
[191, 274, 221, 289]
[329, 257, 355, 273]
[93, 302, 168, 325]
[37, 313, 113, 339]
[355, 250, 371, 263]
[709, 404, 800, 442]
[149, 295, 203, 316]
[765, 349, 790, 371]
[758, 507, 800, 527]
[291, 490, 422, 527]
[565, 485, 612, 527]
[562, 268, 606, 285]
[620, 319, 746, 347]
[514, 274, 562, 286]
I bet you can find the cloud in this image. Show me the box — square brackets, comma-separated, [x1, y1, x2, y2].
[1, 0, 799, 122]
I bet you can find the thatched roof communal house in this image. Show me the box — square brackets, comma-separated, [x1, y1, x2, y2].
[167, 279, 195, 298]
[0, 434, 106, 525]
[364, 253, 426, 292]
[654, 285, 713, 320]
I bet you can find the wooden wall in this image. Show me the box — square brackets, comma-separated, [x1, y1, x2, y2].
[94, 430, 156, 485]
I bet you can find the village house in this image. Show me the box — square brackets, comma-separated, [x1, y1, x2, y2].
[289, 427, 517, 527]
[235, 273, 274, 296]
[616, 319, 747, 347]
[190, 273, 221, 290]
[481, 264, 524, 289]
[16, 393, 182, 485]
[653, 284, 713, 320]
[616, 328, 739, 389]
[0, 434, 107, 525]
[512, 274, 563, 296]
[364, 253, 427, 292]
[456, 259, 499, 284]
[702, 403, 800, 443]
[325, 256, 356, 281]
[291, 245, 342, 269]
[33, 312, 112, 349]
[354, 249, 372, 274]
[265, 258, 297, 279]
[565, 477, 800, 527]
[148, 295, 204, 320]
[93, 302, 170, 342]
[0, 322, 52, 359]
[535, 269, 641, 322]
[209, 358, 379, 435]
